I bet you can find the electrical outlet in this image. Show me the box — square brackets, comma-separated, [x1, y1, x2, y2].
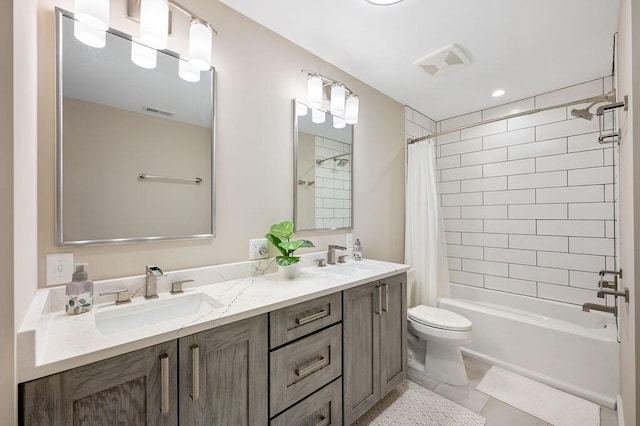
[249, 238, 268, 260]
[46, 253, 74, 286]
[346, 233, 354, 248]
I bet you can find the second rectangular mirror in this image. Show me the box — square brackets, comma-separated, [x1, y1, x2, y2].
[294, 100, 353, 231]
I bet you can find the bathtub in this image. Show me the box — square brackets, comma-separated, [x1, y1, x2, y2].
[439, 284, 619, 408]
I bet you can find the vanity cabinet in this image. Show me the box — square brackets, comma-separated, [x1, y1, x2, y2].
[343, 273, 407, 425]
[20, 340, 178, 425]
[178, 315, 268, 426]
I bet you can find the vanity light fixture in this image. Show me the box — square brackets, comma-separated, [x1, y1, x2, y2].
[74, 0, 110, 31]
[312, 108, 326, 124]
[189, 20, 213, 71]
[178, 58, 200, 82]
[131, 41, 157, 69]
[74, 20, 107, 48]
[139, 0, 169, 50]
[333, 115, 346, 129]
[303, 70, 360, 127]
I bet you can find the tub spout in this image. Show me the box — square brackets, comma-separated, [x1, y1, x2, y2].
[582, 302, 617, 316]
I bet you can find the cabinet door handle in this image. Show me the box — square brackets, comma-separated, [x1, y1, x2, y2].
[295, 357, 327, 377]
[296, 309, 328, 326]
[382, 283, 389, 313]
[160, 354, 169, 414]
[316, 415, 330, 426]
[190, 344, 200, 401]
[376, 285, 382, 315]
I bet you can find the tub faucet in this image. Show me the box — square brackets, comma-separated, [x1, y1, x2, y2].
[582, 302, 617, 316]
[597, 287, 630, 303]
[145, 265, 164, 299]
[327, 245, 347, 265]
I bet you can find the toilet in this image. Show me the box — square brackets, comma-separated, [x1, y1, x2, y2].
[407, 304, 473, 386]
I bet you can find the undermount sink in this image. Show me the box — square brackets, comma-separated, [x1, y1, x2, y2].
[95, 292, 224, 336]
[325, 262, 384, 277]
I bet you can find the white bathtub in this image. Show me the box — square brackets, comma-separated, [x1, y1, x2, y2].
[440, 284, 619, 408]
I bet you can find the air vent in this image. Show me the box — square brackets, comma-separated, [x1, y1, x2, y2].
[414, 44, 471, 77]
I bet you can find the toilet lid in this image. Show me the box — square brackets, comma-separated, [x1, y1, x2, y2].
[408, 305, 472, 331]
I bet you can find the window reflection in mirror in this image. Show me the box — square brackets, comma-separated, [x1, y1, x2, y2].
[294, 100, 353, 231]
[56, 9, 215, 246]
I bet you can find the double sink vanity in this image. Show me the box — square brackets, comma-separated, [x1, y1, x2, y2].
[18, 256, 408, 425]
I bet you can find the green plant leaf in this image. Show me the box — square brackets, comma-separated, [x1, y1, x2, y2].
[269, 221, 294, 241]
[276, 256, 300, 266]
[278, 240, 305, 252]
[299, 240, 315, 248]
[266, 233, 287, 257]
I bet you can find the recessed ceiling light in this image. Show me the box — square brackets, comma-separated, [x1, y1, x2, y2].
[365, 0, 405, 5]
[492, 89, 505, 97]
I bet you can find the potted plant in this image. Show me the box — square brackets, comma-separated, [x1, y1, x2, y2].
[266, 221, 315, 279]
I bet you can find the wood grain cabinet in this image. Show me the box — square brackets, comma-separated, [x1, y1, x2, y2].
[20, 340, 179, 425]
[343, 273, 407, 425]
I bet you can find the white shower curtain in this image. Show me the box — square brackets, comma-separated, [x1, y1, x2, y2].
[405, 141, 450, 308]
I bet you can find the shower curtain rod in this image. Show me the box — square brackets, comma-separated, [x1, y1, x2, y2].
[407, 91, 615, 145]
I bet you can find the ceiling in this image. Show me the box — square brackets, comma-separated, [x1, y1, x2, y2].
[219, 0, 619, 121]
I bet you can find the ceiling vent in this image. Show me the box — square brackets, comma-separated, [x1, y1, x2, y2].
[413, 44, 471, 77]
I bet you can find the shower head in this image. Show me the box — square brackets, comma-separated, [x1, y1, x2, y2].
[570, 101, 598, 121]
[335, 158, 349, 167]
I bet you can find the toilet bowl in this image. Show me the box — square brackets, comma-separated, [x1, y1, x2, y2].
[407, 305, 472, 386]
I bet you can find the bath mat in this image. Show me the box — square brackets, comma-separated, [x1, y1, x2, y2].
[476, 366, 599, 426]
[353, 380, 486, 426]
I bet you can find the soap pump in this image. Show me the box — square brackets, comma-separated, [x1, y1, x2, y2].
[353, 238, 363, 261]
[65, 263, 94, 315]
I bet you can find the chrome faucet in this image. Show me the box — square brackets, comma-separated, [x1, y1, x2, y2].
[597, 287, 630, 302]
[582, 302, 617, 316]
[327, 245, 347, 265]
[145, 265, 164, 299]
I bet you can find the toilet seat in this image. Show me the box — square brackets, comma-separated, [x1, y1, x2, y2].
[408, 305, 472, 331]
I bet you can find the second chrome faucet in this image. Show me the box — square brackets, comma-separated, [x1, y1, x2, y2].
[145, 265, 164, 299]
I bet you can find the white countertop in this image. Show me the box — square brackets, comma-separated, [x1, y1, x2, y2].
[17, 258, 409, 382]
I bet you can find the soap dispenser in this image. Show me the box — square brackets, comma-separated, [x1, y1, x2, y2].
[65, 263, 94, 315]
[353, 238, 363, 261]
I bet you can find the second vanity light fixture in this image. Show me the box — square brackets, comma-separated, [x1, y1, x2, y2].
[73, 0, 216, 83]
[303, 70, 360, 128]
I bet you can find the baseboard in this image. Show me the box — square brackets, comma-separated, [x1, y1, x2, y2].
[616, 394, 624, 426]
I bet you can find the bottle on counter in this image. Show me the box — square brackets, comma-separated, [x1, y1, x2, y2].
[353, 238, 363, 261]
[65, 263, 94, 315]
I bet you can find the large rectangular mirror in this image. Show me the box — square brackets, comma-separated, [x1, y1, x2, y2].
[56, 9, 215, 246]
[294, 100, 353, 231]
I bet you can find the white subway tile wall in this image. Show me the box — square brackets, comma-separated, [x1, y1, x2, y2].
[405, 78, 616, 305]
[314, 136, 352, 229]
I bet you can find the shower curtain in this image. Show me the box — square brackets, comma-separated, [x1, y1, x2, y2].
[405, 140, 450, 307]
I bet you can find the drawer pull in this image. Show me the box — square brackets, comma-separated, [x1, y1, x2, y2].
[316, 415, 330, 426]
[295, 357, 328, 377]
[296, 309, 329, 326]
[376, 285, 382, 315]
[191, 344, 200, 401]
[160, 354, 169, 414]
[382, 283, 389, 313]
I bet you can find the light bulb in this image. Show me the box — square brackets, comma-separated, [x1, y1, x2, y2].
[179, 59, 200, 82]
[307, 74, 323, 110]
[140, 0, 169, 50]
[75, 0, 109, 31]
[333, 115, 346, 129]
[312, 109, 326, 124]
[296, 102, 308, 116]
[74, 20, 106, 48]
[189, 21, 213, 71]
[345, 94, 359, 124]
[330, 84, 346, 117]
[131, 42, 157, 69]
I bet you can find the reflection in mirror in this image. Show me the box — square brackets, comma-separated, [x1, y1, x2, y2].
[294, 100, 353, 231]
[56, 9, 215, 246]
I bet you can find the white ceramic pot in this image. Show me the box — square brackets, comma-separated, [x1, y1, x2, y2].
[278, 263, 301, 279]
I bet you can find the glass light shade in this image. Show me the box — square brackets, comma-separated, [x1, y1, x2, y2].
[139, 0, 169, 50]
[189, 21, 213, 71]
[333, 115, 346, 129]
[345, 94, 360, 124]
[75, 0, 109, 31]
[179, 59, 200, 82]
[311, 108, 326, 124]
[307, 75, 323, 110]
[74, 20, 106, 48]
[330, 84, 346, 117]
[296, 102, 308, 116]
[131, 42, 157, 69]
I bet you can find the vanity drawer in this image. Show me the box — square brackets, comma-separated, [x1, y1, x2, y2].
[270, 324, 342, 415]
[270, 378, 342, 426]
[270, 292, 342, 348]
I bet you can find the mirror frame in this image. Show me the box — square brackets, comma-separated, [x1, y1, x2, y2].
[293, 99, 354, 232]
[55, 8, 216, 246]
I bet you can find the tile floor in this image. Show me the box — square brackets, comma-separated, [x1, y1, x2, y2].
[406, 356, 618, 426]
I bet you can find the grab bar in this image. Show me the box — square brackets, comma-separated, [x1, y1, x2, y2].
[139, 173, 202, 184]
